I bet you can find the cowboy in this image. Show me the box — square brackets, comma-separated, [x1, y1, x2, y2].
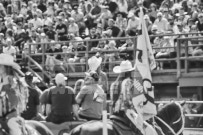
[110, 60, 158, 135]
[87, 56, 109, 94]
[0, 54, 29, 135]
[110, 60, 144, 133]
[46, 73, 80, 124]
[76, 71, 106, 121]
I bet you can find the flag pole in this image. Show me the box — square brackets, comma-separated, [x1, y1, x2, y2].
[102, 110, 108, 135]
[103, 94, 108, 135]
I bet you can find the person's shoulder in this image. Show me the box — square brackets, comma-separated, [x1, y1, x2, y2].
[49, 86, 57, 91]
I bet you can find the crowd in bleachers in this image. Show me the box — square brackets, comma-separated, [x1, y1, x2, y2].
[0, 0, 203, 72]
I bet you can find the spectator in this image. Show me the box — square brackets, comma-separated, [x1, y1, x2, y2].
[68, 17, 79, 36]
[56, 16, 68, 41]
[46, 73, 80, 124]
[87, 56, 109, 94]
[107, 19, 122, 37]
[76, 70, 106, 121]
[148, 3, 158, 23]
[153, 12, 168, 33]
[21, 72, 42, 120]
[3, 38, 17, 60]
[29, 12, 43, 30]
[126, 12, 140, 36]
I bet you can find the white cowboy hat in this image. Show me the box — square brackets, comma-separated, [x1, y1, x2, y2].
[0, 54, 24, 76]
[113, 60, 135, 73]
[88, 56, 102, 71]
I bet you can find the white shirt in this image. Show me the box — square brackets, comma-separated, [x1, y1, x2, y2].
[127, 17, 140, 30]
[29, 18, 43, 29]
[153, 18, 168, 32]
[43, 17, 52, 26]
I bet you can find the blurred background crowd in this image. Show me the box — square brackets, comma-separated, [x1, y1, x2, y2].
[0, 0, 203, 71]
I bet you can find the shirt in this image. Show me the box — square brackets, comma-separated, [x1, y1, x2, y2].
[127, 17, 140, 31]
[153, 18, 168, 32]
[76, 84, 105, 119]
[21, 87, 40, 120]
[29, 18, 43, 29]
[47, 86, 76, 116]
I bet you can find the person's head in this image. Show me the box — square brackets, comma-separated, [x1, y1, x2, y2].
[96, 24, 102, 34]
[190, 25, 197, 32]
[84, 70, 99, 85]
[98, 40, 106, 48]
[25, 72, 34, 85]
[157, 12, 163, 21]
[117, 12, 124, 20]
[33, 13, 38, 19]
[6, 38, 12, 46]
[73, 5, 78, 12]
[93, 0, 99, 6]
[113, 60, 134, 79]
[69, 17, 75, 24]
[90, 27, 96, 35]
[151, 25, 158, 34]
[108, 40, 116, 48]
[128, 12, 135, 20]
[150, 3, 157, 11]
[198, 13, 203, 22]
[50, 40, 55, 49]
[108, 19, 114, 27]
[192, 2, 198, 10]
[55, 73, 67, 86]
[192, 94, 199, 100]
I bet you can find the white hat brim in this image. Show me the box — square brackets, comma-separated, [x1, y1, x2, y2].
[113, 66, 135, 73]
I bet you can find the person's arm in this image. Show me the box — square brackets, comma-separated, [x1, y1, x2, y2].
[75, 86, 87, 104]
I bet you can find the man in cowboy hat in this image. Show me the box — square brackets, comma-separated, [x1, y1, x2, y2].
[46, 73, 80, 124]
[87, 55, 108, 94]
[110, 60, 144, 134]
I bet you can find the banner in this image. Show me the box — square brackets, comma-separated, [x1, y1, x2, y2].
[133, 7, 157, 121]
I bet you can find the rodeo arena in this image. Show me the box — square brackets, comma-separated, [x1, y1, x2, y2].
[1, 0, 203, 135]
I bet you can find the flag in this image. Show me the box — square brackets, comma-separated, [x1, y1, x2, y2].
[133, 7, 157, 121]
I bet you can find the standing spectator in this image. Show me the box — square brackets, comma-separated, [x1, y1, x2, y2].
[153, 12, 168, 33]
[46, 73, 80, 124]
[56, 16, 67, 41]
[148, 3, 158, 23]
[71, 5, 84, 30]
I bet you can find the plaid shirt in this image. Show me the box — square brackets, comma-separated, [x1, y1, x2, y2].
[110, 78, 134, 112]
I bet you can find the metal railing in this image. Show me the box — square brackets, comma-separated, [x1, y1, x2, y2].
[22, 32, 203, 84]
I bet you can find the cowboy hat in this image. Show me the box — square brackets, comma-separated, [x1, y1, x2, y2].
[0, 54, 24, 76]
[113, 60, 135, 73]
[88, 56, 102, 71]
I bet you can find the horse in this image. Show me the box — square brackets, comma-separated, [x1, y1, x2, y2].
[67, 101, 185, 135]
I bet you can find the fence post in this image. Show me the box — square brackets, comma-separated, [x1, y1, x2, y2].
[177, 86, 181, 99]
[42, 43, 45, 80]
[177, 39, 181, 78]
[133, 36, 137, 64]
[185, 39, 189, 73]
[28, 43, 31, 68]
[86, 41, 89, 71]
